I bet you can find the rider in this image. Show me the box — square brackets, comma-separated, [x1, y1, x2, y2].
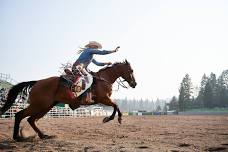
[71, 41, 119, 103]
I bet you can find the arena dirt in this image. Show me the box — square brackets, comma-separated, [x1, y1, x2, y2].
[0, 115, 228, 152]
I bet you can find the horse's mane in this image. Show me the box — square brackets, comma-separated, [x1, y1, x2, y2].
[98, 62, 121, 73]
[97, 60, 130, 73]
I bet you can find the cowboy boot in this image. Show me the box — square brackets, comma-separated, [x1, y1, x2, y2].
[86, 92, 92, 103]
[81, 92, 92, 104]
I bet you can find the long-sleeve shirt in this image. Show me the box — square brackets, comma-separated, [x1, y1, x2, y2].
[74, 48, 113, 68]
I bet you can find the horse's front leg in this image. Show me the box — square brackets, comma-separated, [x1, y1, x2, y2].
[67, 94, 80, 110]
[116, 107, 122, 124]
[97, 97, 122, 124]
[69, 103, 80, 110]
[102, 103, 117, 123]
[69, 93, 97, 110]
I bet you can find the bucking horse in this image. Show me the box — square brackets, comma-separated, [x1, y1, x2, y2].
[0, 60, 137, 141]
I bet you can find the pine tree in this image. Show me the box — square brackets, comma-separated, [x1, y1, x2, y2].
[197, 74, 208, 108]
[204, 81, 213, 108]
[209, 73, 218, 107]
[156, 105, 161, 112]
[150, 100, 155, 112]
[169, 96, 178, 110]
[178, 74, 193, 111]
[203, 73, 218, 108]
[217, 70, 228, 107]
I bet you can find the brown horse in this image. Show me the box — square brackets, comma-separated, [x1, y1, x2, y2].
[0, 60, 136, 141]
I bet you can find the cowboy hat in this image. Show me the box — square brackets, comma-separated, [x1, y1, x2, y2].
[85, 41, 102, 49]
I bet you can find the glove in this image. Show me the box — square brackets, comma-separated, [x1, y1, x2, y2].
[114, 46, 120, 52]
[106, 62, 112, 65]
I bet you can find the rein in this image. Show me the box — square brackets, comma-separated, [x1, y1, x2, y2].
[93, 74, 129, 91]
[94, 63, 131, 91]
[92, 74, 110, 84]
[114, 78, 129, 91]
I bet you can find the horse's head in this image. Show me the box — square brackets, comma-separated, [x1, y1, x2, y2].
[119, 60, 137, 88]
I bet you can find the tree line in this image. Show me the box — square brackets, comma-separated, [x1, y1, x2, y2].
[170, 70, 228, 111]
[114, 98, 166, 112]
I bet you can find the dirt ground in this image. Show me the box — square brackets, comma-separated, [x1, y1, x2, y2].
[0, 115, 228, 152]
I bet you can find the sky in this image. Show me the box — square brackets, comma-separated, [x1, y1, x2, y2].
[0, 0, 228, 100]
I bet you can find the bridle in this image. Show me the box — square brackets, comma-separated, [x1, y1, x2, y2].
[93, 74, 129, 91]
[93, 63, 135, 91]
[116, 78, 129, 90]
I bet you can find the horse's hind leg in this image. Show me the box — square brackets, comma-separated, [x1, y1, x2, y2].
[27, 105, 54, 139]
[13, 108, 31, 141]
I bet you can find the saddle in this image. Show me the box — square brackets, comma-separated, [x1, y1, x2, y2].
[60, 68, 94, 104]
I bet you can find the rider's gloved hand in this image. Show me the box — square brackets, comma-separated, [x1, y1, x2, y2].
[111, 46, 120, 53]
[106, 62, 112, 65]
[114, 46, 120, 52]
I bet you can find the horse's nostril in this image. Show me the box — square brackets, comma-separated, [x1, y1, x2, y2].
[131, 82, 136, 88]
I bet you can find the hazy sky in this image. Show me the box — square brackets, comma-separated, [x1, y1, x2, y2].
[1, 0, 228, 100]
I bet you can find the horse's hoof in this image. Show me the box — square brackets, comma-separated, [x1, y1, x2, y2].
[103, 117, 110, 123]
[14, 138, 22, 142]
[118, 117, 122, 124]
[40, 135, 56, 140]
[14, 136, 26, 142]
[69, 104, 80, 110]
[46, 135, 57, 139]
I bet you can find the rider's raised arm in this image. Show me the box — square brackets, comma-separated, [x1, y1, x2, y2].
[92, 59, 108, 66]
[89, 49, 116, 55]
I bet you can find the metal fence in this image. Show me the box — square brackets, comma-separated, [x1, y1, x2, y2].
[0, 102, 110, 119]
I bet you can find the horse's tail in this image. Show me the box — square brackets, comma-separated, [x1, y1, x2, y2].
[0, 81, 37, 115]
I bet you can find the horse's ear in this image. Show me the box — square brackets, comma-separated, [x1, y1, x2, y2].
[124, 59, 129, 64]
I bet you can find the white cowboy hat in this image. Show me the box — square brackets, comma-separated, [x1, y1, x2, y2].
[85, 41, 102, 49]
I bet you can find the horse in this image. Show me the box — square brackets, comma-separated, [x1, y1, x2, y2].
[0, 60, 137, 141]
